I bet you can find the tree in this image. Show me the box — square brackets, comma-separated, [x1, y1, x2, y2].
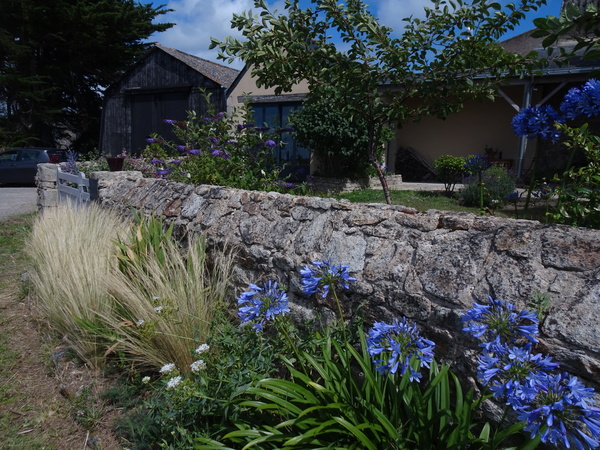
[289, 96, 391, 178]
[0, 0, 173, 151]
[533, 0, 600, 60]
[211, 0, 547, 204]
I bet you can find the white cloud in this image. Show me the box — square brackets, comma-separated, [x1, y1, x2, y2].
[153, 0, 258, 69]
[373, 0, 430, 34]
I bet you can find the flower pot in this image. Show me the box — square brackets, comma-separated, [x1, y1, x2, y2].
[105, 156, 125, 172]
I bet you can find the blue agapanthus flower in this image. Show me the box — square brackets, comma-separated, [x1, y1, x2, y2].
[561, 79, 600, 120]
[366, 318, 435, 381]
[237, 281, 290, 332]
[462, 296, 539, 345]
[511, 105, 563, 141]
[477, 342, 559, 408]
[464, 154, 491, 175]
[300, 260, 356, 299]
[517, 372, 600, 449]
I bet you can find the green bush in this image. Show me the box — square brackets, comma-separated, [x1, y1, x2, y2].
[433, 155, 466, 195]
[460, 165, 516, 209]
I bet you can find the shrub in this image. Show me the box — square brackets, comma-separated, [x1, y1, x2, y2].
[142, 94, 303, 193]
[461, 164, 516, 209]
[433, 155, 466, 195]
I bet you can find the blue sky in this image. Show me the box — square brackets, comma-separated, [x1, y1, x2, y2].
[150, 0, 562, 69]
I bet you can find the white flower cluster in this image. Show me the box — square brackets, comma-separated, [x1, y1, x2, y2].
[195, 343, 210, 354]
[190, 359, 206, 373]
[159, 362, 176, 373]
[166, 376, 182, 389]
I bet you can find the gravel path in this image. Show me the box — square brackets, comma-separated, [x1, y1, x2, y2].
[0, 187, 38, 220]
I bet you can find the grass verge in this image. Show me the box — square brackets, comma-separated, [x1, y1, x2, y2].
[336, 189, 552, 222]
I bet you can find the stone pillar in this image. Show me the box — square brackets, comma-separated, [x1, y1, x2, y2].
[36, 163, 59, 212]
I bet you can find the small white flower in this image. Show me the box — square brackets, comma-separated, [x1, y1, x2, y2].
[194, 344, 210, 354]
[159, 363, 176, 374]
[154, 306, 164, 314]
[190, 359, 206, 372]
[141, 376, 150, 384]
[136, 319, 145, 327]
[166, 376, 182, 389]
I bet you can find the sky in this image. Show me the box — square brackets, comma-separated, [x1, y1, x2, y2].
[149, 0, 563, 70]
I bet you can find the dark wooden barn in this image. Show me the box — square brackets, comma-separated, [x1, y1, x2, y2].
[99, 44, 239, 156]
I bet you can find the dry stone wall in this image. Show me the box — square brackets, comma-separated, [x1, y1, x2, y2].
[91, 171, 600, 388]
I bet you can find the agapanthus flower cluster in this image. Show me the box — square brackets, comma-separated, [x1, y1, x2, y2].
[300, 260, 357, 299]
[518, 372, 600, 449]
[366, 317, 435, 382]
[511, 105, 563, 141]
[464, 154, 492, 175]
[512, 79, 600, 142]
[463, 297, 600, 449]
[237, 281, 290, 332]
[477, 342, 558, 408]
[561, 79, 600, 120]
[461, 296, 539, 345]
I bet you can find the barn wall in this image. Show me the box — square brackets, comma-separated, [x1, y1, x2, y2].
[100, 49, 227, 156]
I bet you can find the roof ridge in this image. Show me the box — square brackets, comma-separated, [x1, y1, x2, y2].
[153, 43, 239, 87]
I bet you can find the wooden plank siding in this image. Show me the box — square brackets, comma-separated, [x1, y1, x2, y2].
[99, 45, 237, 156]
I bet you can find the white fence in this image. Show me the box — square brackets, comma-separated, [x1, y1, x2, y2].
[57, 167, 90, 205]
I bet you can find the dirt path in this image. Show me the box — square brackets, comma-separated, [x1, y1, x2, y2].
[0, 215, 122, 449]
[0, 292, 125, 449]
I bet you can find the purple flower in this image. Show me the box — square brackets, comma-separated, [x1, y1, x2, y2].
[462, 296, 539, 345]
[156, 168, 172, 178]
[208, 137, 219, 144]
[187, 149, 202, 155]
[511, 105, 563, 141]
[169, 159, 182, 164]
[237, 281, 290, 332]
[149, 158, 165, 164]
[367, 318, 435, 381]
[300, 260, 356, 299]
[478, 343, 559, 408]
[517, 372, 600, 449]
[464, 154, 491, 174]
[278, 180, 295, 189]
[163, 119, 176, 125]
[265, 139, 277, 148]
[176, 145, 188, 153]
[561, 79, 600, 119]
[145, 138, 158, 144]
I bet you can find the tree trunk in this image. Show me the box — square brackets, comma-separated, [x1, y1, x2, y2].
[372, 159, 391, 205]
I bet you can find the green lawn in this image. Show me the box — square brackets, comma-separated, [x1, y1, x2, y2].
[335, 189, 552, 222]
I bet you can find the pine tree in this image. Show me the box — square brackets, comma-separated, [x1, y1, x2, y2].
[0, 0, 173, 150]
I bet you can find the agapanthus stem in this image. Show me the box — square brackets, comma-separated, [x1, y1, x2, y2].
[331, 286, 347, 343]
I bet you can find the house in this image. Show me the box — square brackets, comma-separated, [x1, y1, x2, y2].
[392, 30, 600, 181]
[227, 66, 311, 179]
[227, 29, 600, 182]
[99, 44, 239, 156]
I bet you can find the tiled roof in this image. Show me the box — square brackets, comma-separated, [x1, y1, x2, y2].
[154, 44, 240, 88]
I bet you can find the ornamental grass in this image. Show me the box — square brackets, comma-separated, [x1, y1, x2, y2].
[26, 203, 126, 368]
[103, 233, 236, 372]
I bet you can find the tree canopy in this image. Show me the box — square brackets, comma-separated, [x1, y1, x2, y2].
[0, 0, 173, 150]
[211, 0, 547, 203]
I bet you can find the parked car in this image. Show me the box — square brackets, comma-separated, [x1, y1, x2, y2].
[0, 148, 67, 185]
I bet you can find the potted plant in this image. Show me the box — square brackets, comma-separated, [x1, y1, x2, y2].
[105, 149, 127, 171]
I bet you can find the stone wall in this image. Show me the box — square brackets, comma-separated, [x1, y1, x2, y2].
[84, 171, 600, 389]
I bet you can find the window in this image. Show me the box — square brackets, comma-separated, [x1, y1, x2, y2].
[252, 102, 310, 181]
